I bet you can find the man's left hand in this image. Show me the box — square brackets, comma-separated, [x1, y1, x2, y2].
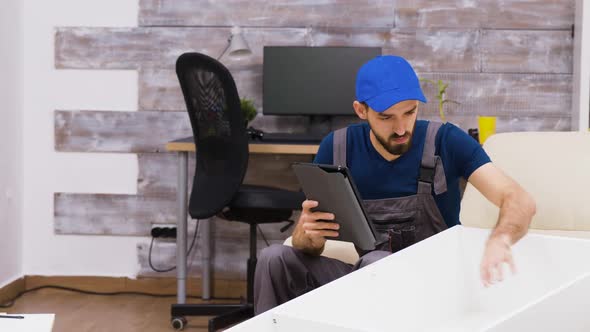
[480, 234, 516, 287]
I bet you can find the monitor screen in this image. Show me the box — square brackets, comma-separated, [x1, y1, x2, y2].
[263, 46, 382, 116]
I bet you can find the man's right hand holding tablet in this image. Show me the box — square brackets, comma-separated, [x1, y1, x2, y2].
[291, 200, 340, 256]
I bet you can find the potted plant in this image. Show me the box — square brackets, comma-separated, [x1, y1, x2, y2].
[420, 78, 494, 144]
[240, 98, 258, 126]
[419, 78, 459, 123]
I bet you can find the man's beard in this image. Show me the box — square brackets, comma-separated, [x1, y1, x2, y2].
[370, 123, 415, 156]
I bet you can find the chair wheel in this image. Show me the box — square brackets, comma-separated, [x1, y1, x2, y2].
[171, 316, 187, 330]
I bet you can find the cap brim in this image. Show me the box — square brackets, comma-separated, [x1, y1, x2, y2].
[364, 88, 427, 113]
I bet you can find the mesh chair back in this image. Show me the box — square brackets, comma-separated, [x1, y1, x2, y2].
[176, 52, 249, 219]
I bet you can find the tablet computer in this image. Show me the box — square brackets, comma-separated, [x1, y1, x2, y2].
[292, 162, 377, 251]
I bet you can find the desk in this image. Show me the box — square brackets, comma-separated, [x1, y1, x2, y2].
[166, 137, 318, 302]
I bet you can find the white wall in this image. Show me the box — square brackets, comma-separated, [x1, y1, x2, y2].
[0, 0, 24, 287]
[573, 0, 590, 131]
[22, 0, 144, 277]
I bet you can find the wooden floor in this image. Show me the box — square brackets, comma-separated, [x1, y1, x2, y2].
[6, 288, 241, 332]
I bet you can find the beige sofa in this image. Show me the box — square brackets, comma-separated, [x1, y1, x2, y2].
[460, 131, 590, 238]
[285, 131, 590, 263]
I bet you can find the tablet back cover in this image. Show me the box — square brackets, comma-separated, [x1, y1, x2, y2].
[292, 163, 376, 251]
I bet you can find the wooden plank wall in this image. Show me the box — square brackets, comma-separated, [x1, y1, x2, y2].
[53, 0, 575, 284]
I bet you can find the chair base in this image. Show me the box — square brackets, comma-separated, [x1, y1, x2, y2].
[171, 225, 260, 331]
[171, 303, 254, 331]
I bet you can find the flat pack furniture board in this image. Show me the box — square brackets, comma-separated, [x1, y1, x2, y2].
[0, 313, 55, 332]
[227, 226, 590, 332]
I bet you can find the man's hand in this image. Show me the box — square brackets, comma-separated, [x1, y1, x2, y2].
[480, 234, 516, 287]
[468, 163, 535, 286]
[291, 200, 339, 255]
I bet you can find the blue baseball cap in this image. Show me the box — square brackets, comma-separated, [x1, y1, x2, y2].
[355, 55, 426, 113]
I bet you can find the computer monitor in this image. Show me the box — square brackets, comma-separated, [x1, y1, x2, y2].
[263, 46, 382, 116]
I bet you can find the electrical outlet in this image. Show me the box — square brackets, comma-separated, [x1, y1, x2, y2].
[151, 224, 177, 239]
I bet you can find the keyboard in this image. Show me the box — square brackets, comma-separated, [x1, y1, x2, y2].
[257, 132, 325, 143]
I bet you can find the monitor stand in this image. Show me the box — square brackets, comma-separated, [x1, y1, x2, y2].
[307, 115, 332, 137]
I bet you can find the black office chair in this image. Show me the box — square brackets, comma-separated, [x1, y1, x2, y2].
[171, 52, 305, 331]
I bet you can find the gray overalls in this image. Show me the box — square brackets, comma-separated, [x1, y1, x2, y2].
[254, 121, 448, 314]
[333, 121, 448, 254]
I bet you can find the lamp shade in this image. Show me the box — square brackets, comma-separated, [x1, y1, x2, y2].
[217, 26, 252, 60]
[228, 27, 251, 57]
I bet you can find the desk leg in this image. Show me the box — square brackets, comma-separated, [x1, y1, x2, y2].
[176, 152, 188, 304]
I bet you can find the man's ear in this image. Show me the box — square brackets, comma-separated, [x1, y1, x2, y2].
[353, 101, 368, 120]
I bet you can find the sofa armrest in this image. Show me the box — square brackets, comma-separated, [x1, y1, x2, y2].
[283, 236, 359, 265]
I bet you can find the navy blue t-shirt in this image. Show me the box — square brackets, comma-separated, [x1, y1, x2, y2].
[313, 120, 491, 227]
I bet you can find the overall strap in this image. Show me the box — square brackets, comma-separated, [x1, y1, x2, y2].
[418, 121, 447, 195]
[333, 127, 348, 167]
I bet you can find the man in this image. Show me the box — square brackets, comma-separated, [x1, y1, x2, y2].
[254, 55, 536, 314]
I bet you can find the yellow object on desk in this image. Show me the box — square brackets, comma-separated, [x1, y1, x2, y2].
[478, 116, 496, 144]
